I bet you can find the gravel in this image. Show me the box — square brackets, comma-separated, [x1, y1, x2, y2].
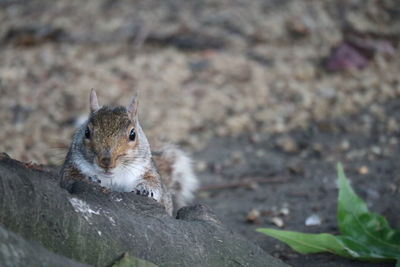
[0, 0, 399, 165]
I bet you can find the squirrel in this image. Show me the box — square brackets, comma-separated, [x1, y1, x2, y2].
[60, 89, 199, 215]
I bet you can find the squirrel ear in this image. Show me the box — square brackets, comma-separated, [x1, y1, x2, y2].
[127, 93, 138, 121]
[90, 89, 100, 113]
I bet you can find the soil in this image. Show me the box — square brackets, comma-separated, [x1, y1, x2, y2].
[1, 0, 400, 266]
[195, 101, 400, 266]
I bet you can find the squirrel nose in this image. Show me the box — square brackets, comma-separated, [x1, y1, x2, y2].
[99, 156, 112, 169]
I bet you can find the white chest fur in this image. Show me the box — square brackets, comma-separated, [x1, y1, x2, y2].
[72, 152, 149, 192]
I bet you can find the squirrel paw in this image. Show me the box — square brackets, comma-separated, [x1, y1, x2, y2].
[88, 176, 101, 184]
[133, 183, 160, 201]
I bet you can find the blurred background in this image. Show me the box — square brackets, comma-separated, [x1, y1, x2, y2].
[1, 0, 399, 266]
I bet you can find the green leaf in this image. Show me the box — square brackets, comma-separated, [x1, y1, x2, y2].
[256, 228, 351, 257]
[257, 163, 400, 264]
[337, 163, 400, 260]
[337, 163, 368, 222]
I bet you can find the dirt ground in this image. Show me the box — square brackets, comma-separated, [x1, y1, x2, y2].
[1, 0, 399, 266]
[196, 101, 400, 266]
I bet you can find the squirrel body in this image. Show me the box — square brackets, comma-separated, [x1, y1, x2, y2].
[61, 90, 198, 215]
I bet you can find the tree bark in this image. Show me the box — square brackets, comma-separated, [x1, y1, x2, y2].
[0, 155, 287, 267]
[0, 225, 89, 267]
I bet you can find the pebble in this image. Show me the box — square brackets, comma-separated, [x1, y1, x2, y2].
[248, 182, 259, 191]
[195, 161, 208, 172]
[231, 151, 244, 164]
[312, 143, 323, 152]
[319, 87, 336, 99]
[211, 163, 223, 174]
[250, 134, 261, 144]
[305, 214, 321, 226]
[387, 118, 399, 133]
[286, 17, 310, 38]
[246, 208, 260, 224]
[287, 160, 304, 174]
[271, 217, 284, 228]
[255, 149, 266, 158]
[387, 183, 397, 193]
[279, 207, 290, 216]
[389, 137, 398, 146]
[340, 140, 350, 151]
[359, 166, 369, 175]
[371, 146, 381, 155]
[276, 136, 299, 153]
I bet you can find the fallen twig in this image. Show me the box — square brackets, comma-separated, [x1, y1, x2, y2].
[199, 177, 290, 191]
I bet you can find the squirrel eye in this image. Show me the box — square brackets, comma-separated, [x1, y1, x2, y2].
[85, 126, 91, 139]
[129, 128, 136, 141]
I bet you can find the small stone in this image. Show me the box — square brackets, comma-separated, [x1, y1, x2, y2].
[387, 183, 397, 193]
[319, 87, 336, 99]
[325, 42, 369, 72]
[250, 134, 261, 143]
[271, 217, 284, 228]
[287, 160, 304, 174]
[389, 137, 398, 146]
[371, 146, 381, 155]
[279, 207, 290, 216]
[246, 209, 260, 224]
[216, 126, 228, 136]
[248, 182, 259, 190]
[211, 163, 223, 174]
[231, 151, 243, 164]
[312, 143, 323, 152]
[195, 161, 207, 172]
[305, 214, 321, 226]
[387, 118, 399, 133]
[286, 17, 310, 38]
[340, 140, 350, 151]
[255, 149, 266, 158]
[276, 136, 299, 153]
[359, 166, 369, 175]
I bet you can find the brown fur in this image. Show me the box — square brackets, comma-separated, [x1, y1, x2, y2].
[60, 164, 86, 191]
[60, 91, 189, 216]
[86, 107, 138, 170]
[142, 169, 161, 187]
[153, 156, 173, 187]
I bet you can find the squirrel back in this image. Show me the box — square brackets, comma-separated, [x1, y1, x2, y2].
[61, 90, 198, 214]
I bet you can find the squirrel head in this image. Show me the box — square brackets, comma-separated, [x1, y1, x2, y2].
[83, 89, 141, 173]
